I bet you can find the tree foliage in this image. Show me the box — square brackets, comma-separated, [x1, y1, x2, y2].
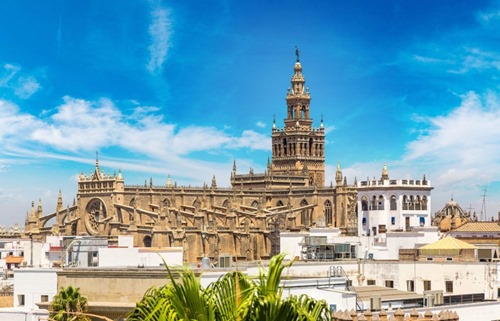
[128, 253, 332, 321]
[49, 286, 90, 321]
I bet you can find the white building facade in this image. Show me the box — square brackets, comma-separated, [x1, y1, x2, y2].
[357, 165, 432, 237]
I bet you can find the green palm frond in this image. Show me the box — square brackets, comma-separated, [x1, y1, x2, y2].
[128, 252, 332, 321]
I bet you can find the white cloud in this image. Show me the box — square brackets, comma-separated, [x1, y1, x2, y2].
[228, 130, 270, 150]
[256, 121, 266, 128]
[31, 97, 121, 151]
[147, 2, 172, 74]
[0, 64, 41, 98]
[400, 91, 500, 211]
[14, 76, 41, 99]
[405, 91, 500, 167]
[0, 64, 20, 86]
[448, 47, 500, 74]
[324, 125, 335, 135]
[0, 100, 40, 144]
[1, 96, 270, 166]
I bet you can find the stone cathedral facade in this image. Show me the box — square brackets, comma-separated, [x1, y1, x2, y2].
[24, 54, 358, 263]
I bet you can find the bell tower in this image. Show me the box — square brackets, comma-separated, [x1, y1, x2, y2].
[271, 49, 325, 186]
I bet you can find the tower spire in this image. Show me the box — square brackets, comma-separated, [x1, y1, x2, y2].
[335, 162, 343, 186]
[270, 51, 325, 186]
[381, 163, 389, 180]
[93, 151, 101, 180]
[57, 189, 63, 212]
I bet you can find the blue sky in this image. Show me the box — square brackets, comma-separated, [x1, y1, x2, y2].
[1, 0, 500, 225]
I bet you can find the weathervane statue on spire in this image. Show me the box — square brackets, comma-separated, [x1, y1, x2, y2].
[295, 46, 300, 62]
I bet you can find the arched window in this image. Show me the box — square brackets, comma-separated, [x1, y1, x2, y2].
[403, 195, 409, 210]
[371, 196, 377, 210]
[324, 200, 332, 225]
[378, 195, 384, 210]
[309, 138, 313, 156]
[251, 200, 260, 209]
[361, 196, 368, 211]
[300, 199, 309, 226]
[409, 195, 415, 210]
[283, 138, 287, 156]
[416, 196, 421, 210]
[422, 196, 428, 210]
[390, 195, 397, 211]
[276, 200, 284, 207]
[193, 199, 201, 210]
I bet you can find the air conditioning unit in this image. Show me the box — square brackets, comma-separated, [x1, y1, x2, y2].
[370, 296, 381, 310]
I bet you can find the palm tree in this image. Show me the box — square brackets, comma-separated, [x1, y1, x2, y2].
[128, 253, 332, 321]
[49, 285, 90, 321]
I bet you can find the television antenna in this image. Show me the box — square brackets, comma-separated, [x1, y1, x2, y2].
[480, 186, 488, 221]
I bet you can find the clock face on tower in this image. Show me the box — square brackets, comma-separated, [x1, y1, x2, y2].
[85, 198, 107, 235]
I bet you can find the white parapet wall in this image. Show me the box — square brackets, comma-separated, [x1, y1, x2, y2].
[98, 247, 183, 267]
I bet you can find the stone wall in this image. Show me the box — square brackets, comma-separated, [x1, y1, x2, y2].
[333, 308, 459, 321]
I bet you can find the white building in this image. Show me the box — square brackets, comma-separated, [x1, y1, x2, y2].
[281, 226, 440, 261]
[356, 164, 432, 237]
[0, 267, 59, 321]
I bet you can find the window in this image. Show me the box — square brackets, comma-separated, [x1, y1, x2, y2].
[367, 279, 376, 285]
[445, 281, 453, 293]
[362, 217, 367, 226]
[41, 295, 49, 302]
[385, 280, 394, 288]
[18, 294, 25, 306]
[88, 251, 99, 267]
[407, 280, 415, 292]
[324, 200, 332, 225]
[424, 280, 431, 291]
[390, 195, 397, 210]
[361, 196, 368, 211]
[419, 217, 425, 226]
[378, 195, 384, 210]
[300, 199, 309, 226]
[391, 217, 395, 225]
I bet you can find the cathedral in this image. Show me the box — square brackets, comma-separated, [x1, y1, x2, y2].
[24, 53, 358, 263]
